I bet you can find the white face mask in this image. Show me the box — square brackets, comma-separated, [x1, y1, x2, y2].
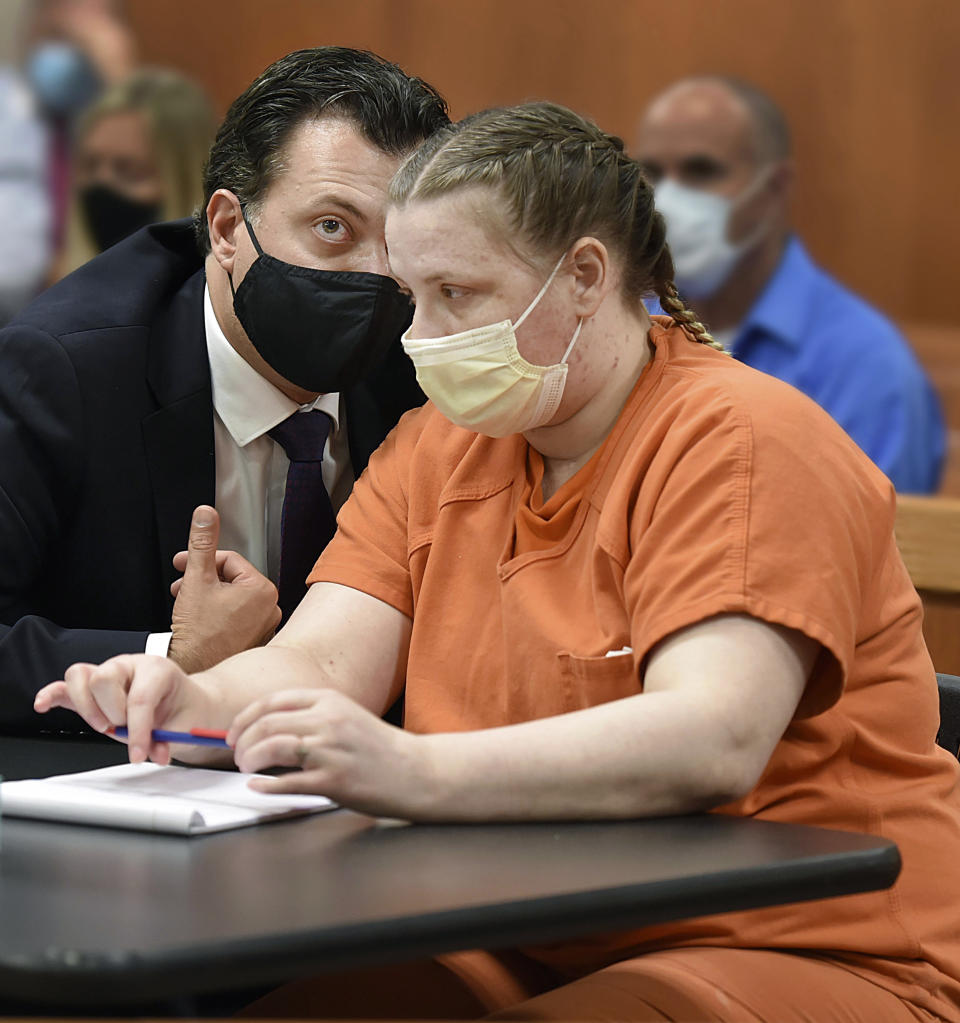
[654, 172, 770, 300]
[401, 253, 583, 437]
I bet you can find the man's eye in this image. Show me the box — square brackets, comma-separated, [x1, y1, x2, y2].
[441, 285, 466, 299]
[679, 156, 729, 185]
[316, 218, 348, 240]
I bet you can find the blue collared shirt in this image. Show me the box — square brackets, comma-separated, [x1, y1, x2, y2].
[652, 238, 945, 492]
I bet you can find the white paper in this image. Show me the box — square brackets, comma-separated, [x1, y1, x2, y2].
[0, 763, 336, 835]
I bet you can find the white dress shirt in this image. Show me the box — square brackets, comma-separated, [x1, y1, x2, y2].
[144, 284, 354, 655]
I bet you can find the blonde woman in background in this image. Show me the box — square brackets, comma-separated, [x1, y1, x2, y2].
[57, 67, 215, 275]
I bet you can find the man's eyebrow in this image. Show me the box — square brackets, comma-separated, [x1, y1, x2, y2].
[307, 193, 370, 222]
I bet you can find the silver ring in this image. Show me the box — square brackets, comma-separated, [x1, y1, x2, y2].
[295, 743, 309, 768]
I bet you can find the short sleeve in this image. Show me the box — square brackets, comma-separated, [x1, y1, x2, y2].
[622, 376, 888, 719]
[307, 408, 425, 618]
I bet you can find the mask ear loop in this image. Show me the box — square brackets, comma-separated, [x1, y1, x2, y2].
[514, 251, 568, 329]
[560, 318, 584, 365]
[227, 205, 265, 298]
[728, 163, 777, 251]
[514, 252, 584, 366]
[241, 207, 266, 257]
[735, 162, 776, 208]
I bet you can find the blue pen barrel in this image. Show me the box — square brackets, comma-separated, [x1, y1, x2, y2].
[111, 727, 229, 748]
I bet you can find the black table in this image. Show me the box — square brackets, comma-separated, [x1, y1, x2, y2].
[0, 736, 901, 1010]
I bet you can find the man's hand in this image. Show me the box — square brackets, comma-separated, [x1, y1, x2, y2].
[168, 505, 281, 674]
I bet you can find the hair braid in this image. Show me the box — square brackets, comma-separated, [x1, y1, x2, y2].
[656, 281, 725, 351]
[645, 213, 725, 351]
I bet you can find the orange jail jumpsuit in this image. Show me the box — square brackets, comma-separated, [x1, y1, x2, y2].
[307, 319, 960, 1021]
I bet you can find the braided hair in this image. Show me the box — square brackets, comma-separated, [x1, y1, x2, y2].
[646, 218, 723, 350]
[389, 101, 724, 352]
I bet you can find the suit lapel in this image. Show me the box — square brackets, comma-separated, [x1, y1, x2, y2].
[142, 269, 215, 600]
[344, 336, 425, 476]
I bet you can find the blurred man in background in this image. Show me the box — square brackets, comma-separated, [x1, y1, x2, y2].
[635, 75, 944, 493]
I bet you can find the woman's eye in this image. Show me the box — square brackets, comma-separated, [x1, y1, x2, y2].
[441, 285, 467, 299]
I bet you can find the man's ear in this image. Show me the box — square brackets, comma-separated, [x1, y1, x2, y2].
[766, 158, 794, 219]
[568, 237, 611, 319]
[207, 189, 245, 275]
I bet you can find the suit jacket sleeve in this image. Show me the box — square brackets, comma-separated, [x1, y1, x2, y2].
[0, 323, 149, 732]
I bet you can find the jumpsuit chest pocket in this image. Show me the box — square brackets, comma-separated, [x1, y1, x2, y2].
[557, 650, 641, 713]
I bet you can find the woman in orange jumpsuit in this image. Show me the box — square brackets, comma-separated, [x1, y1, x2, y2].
[39, 102, 960, 1021]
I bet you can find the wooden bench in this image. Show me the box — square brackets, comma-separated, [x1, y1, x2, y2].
[902, 322, 960, 497]
[895, 494, 960, 673]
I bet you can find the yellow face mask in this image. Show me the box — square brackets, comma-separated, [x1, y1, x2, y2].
[401, 254, 583, 437]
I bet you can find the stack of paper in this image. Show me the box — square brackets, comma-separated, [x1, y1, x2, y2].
[0, 762, 336, 835]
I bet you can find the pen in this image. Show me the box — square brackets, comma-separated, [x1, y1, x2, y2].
[107, 726, 229, 748]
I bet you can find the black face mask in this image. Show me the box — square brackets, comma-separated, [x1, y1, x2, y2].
[80, 184, 161, 252]
[229, 214, 413, 393]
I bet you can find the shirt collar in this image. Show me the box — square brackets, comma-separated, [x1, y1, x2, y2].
[735, 236, 817, 352]
[203, 283, 340, 447]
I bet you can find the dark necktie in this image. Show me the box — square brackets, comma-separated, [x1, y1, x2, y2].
[267, 410, 337, 622]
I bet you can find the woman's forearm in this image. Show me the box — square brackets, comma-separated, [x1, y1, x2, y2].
[188, 581, 412, 747]
[408, 690, 756, 822]
[160, 645, 329, 766]
[196, 644, 330, 724]
[399, 615, 814, 823]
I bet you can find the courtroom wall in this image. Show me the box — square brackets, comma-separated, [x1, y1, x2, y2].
[126, 0, 960, 328]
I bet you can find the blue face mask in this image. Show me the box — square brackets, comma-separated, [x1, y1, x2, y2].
[25, 41, 102, 116]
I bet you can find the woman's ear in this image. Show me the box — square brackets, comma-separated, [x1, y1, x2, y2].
[567, 237, 611, 319]
[207, 189, 244, 275]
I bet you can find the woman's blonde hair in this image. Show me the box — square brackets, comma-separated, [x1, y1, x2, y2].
[390, 101, 721, 350]
[60, 68, 216, 274]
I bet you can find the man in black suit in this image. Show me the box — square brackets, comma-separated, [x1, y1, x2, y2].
[0, 47, 448, 731]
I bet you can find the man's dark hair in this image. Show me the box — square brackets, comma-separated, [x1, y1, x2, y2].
[193, 46, 449, 253]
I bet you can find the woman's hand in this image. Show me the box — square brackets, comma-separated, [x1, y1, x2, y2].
[229, 689, 436, 819]
[34, 653, 218, 764]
